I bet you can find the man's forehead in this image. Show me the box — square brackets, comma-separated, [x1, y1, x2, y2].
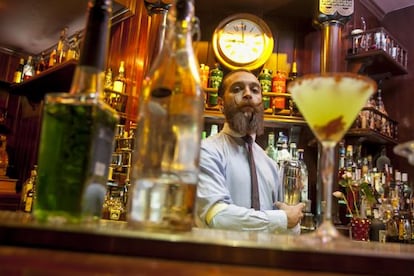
[227, 71, 258, 83]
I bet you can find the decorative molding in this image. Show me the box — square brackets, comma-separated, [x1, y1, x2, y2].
[360, 0, 386, 21]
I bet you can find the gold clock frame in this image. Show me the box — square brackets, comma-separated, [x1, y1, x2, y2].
[212, 13, 274, 71]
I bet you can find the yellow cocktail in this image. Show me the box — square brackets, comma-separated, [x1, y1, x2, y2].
[289, 73, 376, 243]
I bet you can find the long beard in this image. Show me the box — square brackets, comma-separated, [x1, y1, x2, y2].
[224, 101, 264, 136]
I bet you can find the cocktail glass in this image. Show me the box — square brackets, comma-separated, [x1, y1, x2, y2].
[288, 73, 376, 243]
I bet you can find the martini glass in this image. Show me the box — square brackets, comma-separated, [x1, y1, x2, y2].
[288, 73, 376, 243]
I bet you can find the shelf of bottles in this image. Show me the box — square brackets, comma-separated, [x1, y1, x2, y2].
[347, 81, 399, 144]
[9, 60, 77, 101]
[347, 27, 408, 76]
[102, 124, 134, 222]
[348, 107, 398, 144]
[336, 141, 414, 244]
[103, 88, 129, 119]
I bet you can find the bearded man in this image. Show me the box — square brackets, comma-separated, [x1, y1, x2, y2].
[196, 69, 304, 234]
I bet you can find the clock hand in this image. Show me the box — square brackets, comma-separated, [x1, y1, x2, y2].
[241, 21, 245, 43]
[223, 38, 243, 43]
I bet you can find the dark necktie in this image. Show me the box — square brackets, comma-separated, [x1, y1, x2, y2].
[243, 135, 260, 210]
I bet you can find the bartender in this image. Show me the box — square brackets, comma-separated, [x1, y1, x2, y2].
[196, 69, 305, 234]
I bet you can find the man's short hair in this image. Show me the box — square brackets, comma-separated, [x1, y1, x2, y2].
[217, 68, 254, 98]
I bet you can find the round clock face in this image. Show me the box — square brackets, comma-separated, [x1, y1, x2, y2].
[218, 19, 265, 64]
[212, 14, 274, 70]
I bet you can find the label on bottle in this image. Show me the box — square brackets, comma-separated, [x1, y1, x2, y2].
[13, 72, 22, 83]
[272, 73, 286, 93]
[24, 193, 33, 212]
[113, 80, 125, 93]
[209, 67, 223, 89]
[110, 208, 121, 220]
[379, 229, 387, 243]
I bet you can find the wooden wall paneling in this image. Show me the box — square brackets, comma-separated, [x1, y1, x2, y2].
[124, 0, 150, 126]
[0, 52, 20, 83]
[381, 6, 414, 179]
[3, 94, 21, 180]
[10, 98, 43, 191]
[108, 0, 149, 128]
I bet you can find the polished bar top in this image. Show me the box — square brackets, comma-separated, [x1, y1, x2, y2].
[0, 211, 413, 275]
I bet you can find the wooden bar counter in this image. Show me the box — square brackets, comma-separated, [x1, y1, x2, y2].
[0, 211, 413, 275]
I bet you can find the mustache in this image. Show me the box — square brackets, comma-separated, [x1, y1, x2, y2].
[237, 100, 263, 109]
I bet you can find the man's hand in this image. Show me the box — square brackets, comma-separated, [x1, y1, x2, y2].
[274, 201, 305, 228]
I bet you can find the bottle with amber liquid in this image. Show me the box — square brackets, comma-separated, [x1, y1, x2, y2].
[19, 165, 37, 212]
[113, 60, 126, 93]
[286, 61, 299, 115]
[24, 166, 38, 213]
[34, 0, 119, 224]
[48, 49, 57, 69]
[35, 52, 47, 75]
[13, 58, 25, 83]
[128, 0, 204, 232]
[271, 71, 287, 113]
[56, 27, 69, 64]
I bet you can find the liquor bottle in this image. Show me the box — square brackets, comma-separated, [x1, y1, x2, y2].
[48, 49, 57, 69]
[67, 35, 81, 60]
[199, 63, 209, 89]
[22, 56, 35, 81]
[24, 166, 38, 213]
[265, 132, 277, 161]
[336, 141, 349, 224]
[35, 52, 46, 75]
[207, 63, 223, 107]
[56, 27, 69, 64]
[370, 207, 386, 242]
[208, 63, 223, 89]
[286, 61, 299, 116]
[386, 209, 400, 243]
[19, 165, 37, 212]
[12, 58, 25, 83]
[128, 0, 204, 232]
[297, 148, 309, 202]
[210, 124, 218, 137]
[258, 68, 273, 93]
[113, 61, 126, 93]
[104, 68, 113, 90]
[272, 71, 287, 113]
[34, 0, 119, 224]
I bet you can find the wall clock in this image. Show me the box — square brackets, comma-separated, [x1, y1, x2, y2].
[212, 13, 274, 71]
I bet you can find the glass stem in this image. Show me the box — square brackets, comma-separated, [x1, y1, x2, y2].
[321, 141, 336, 224]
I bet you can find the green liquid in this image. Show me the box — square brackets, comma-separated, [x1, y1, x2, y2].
[289, 74, 375, 143]
[34, 99, 118, 224]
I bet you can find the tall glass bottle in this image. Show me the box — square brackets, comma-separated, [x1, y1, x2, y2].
[128, 0, 203, 232]
[22, 56, 35, 81]
[34, 0, 119, 224]
[265, 132, 277, 161]
[19, 165, 37, 212]
[12, 58, 25, 83]
[113, 60, 126, 93]
[56, 26, 69, 64]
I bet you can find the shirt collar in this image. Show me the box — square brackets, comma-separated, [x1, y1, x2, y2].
[221, 122, 257, 141]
